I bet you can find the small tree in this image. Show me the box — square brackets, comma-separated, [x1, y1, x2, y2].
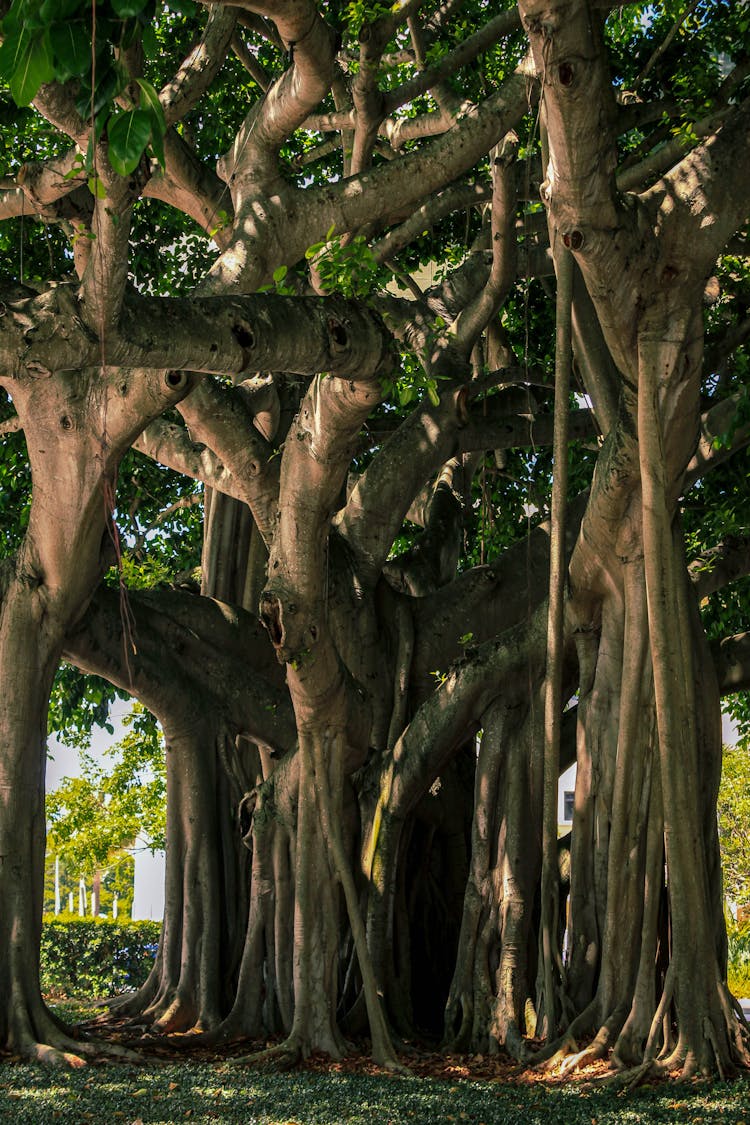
[46, 704, 166, 918]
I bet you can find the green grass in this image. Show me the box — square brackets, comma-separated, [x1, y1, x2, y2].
[0, 1063, 748, 1124]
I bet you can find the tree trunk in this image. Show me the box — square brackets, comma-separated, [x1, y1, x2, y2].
[0, 572, 87, 1059]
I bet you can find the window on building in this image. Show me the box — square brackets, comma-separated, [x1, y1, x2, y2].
[563, 790, 575, 822]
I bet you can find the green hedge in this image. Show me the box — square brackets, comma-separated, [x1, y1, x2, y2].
[40, 917, 161, 999]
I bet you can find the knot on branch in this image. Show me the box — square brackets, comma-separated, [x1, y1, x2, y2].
[260, 590, 285, 652]
[164, 370, 190, 392]
[231, 319, 256, 370]
[327, 316, 350, 355]
[260, 588, 316, 662]
[557, 60, 575, 88]
[562, 229, 585, 251]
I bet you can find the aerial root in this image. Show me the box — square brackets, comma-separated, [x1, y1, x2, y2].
[703, 1016, 726, 1081]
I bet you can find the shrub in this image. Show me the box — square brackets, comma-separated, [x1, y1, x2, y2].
[727, 920, 750, 999]
[40, 917, 160, 999]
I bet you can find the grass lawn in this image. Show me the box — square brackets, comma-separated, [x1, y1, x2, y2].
[0, 1055, 749, 1124]
[0, 1001, 747, 1123]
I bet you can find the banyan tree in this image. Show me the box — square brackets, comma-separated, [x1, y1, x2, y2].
[0, 0, 749, 1081]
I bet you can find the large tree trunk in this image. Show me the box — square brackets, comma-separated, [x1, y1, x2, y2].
[0, 576, 72, 1058]
[0, 359, 196, 1058]
[64, 583, 293, 1036]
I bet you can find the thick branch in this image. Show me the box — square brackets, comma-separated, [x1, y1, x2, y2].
[219, 0, 338, 190]
[143, 130, 234, 248]
[684, 394, 750, 489]
[689, 538, 750, 601]
[202, 66, 532, 292]
[0, 285, 394, 382]
[382, 9, 521, 115]
[642, 95, 750, 272]
[713, 632, 750, 696]
[64, 585, 294, 752]
[450, 134, 518, 355]
[161, 7, 238, 127]
[177, 377, 280, 542]
[0, 150, 86, 221]
[338, 359, 591, 585]
[133, 416, 245, 502]
[371, 181, 491, 264]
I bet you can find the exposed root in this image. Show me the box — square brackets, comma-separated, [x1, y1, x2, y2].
[228, 1036, 303, 1070]
[604, 1059, 658, 1090]
[644, 963, 674, 1062]
[373, 1051, 411, 1076]
[16, 1030, 141, 1067]
[527, 997, 598, 1070]
[23, 1043, 88, 1067]
[557, 1038, 607, 1077]
[532, 1032, 579, 1071]
[503, 1021, 532, 1064]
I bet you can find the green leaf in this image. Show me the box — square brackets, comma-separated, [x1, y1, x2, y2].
[426, 381, 440, 407]
[39, 0, 81, 20]
[9, 34, 54, 106]
[49, 22, 90, 80]
[0, 28, 30, 80]
[87, 175, 106, 199]
[0, 0, 25, 34]
[107, 109, 152, 176]
[75, 62, 126, 119]
[111, 0, 149, 16]
[149, 121, 165, 169]
[272, 264, 288, 284]
[136, 78, 166, 136]
[305, 241, 324, 259]
[136, 78, 165, 166]
[140, 22, 158, 58]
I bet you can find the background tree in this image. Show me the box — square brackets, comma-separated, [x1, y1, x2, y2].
[718, 739, 750, 912]
[45, 703, 166, 919]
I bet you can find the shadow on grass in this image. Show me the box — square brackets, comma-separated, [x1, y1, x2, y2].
[0, 1062, 748, 1124]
